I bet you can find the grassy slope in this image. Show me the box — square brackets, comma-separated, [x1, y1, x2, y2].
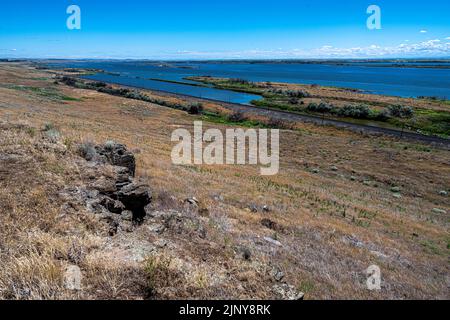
[0, 63, 449, 299]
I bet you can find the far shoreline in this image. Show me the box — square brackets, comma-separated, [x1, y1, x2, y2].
[4, 57, 450, 70]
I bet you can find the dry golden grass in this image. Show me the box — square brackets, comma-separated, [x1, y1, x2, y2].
[0, 62, 448, 300]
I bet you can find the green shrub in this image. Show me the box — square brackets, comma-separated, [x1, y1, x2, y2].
[388, 105, 414, 118]
[265, 117, 294, 129]
[373, 110, 391, 121]
[45, 129, 60, 143]
[229, 78, 252, 85]
[307, 102, 332, 113]
[268, 88, 310, 98]
[60, 76, 77, 86]
[289, 97, 299, 104]
[90, 81, 107, 88]
[78, 140, 97, 161]
[187, 102, 204, 115]
[43, 122, 55, 132]
[336, 104, 370, 119]
[286, 90, 310, 98]
[144, 255, 173, 297]
[228, 111, 248, 123]
[104, 140, 116, 150]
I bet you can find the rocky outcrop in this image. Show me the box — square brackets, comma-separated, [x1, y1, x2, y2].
[116, 181, 152, 221]
[79, 141, 136, 177]
[79, 141, 151, 225]
[96, 142, 136, 177]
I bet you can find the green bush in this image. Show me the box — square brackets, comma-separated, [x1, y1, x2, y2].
[373, 109, 391, 121]
[187, 102, 204, 115]
[388, 105, 414, 118]
[268, 88, 310, 98]
[228, 111, 248, 123]
[60, 76, 77, 86]
[43, 122, 55, 132]
[286, 90, 310, 98]
[229, 78, 252, 85]
[289, 97, 299, 104]
[78, 140, 97, 161]
[307, 102, 332, 113]
[336, 105, 370, 119]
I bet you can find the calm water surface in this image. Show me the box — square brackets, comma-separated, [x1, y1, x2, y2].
[47, 61, 450, 104]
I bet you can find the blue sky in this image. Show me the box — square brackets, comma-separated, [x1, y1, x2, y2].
[1, 0, 449, 59]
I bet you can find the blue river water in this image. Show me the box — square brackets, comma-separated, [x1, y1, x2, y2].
[46, 60, 450, 104]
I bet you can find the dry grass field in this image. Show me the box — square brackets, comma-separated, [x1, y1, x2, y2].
[0, 62, 448, 300]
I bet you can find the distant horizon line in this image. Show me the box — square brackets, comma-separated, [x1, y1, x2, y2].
[2, 57, 450, 62]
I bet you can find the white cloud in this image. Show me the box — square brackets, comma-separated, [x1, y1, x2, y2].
[446, 37, 450, 40]
[11, 49, 17, 51]
[420, 30, 428, 33]
[4, 40, 449, 60]
[168, 40, 450, 59]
